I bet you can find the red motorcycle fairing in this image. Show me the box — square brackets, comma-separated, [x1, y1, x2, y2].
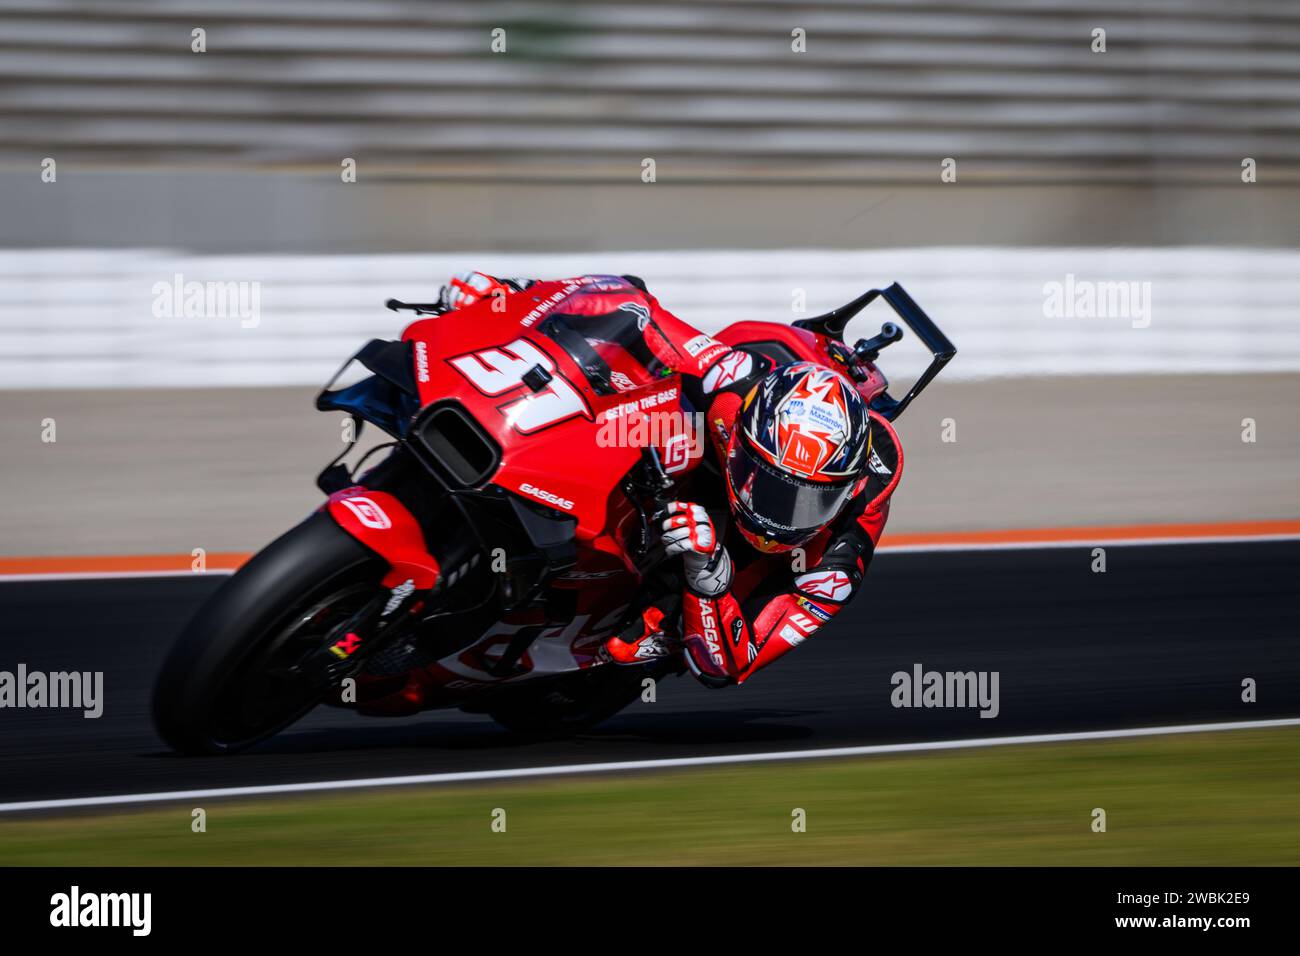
[322, 487, 441, 589]
[401, 276, 710, 545]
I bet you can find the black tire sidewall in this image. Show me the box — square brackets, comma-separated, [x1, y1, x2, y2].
[152, 512, 382, 754]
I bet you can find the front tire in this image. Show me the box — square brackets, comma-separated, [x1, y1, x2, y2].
[152, 512, 383, 755]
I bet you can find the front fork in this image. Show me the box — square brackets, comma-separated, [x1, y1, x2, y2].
[296, 487, 446, 693]
[296, 578, 434, 693]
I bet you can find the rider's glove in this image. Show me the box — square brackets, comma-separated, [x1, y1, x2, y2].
[660, 502, 732, 597]
[440, 271, 528, 311]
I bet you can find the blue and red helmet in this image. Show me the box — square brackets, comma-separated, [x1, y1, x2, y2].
[724, 362, 872, 552]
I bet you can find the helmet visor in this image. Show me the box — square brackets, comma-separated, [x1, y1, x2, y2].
[726, 435, 856, 545]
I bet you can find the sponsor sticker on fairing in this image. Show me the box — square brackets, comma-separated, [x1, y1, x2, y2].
[661, 431, 696, 473]
[341, 496, 392, 530]
[519, 482, 574, 511]
[683, 333, 722, 358]
[695, 343, 732, 367]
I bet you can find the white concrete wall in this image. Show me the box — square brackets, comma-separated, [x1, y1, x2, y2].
[1, 247, 1297, 388]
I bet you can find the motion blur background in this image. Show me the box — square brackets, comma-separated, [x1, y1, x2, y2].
[2, 0, 1298, 556]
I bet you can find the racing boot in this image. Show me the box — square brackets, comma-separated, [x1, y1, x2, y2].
[603, 605, 679, 664]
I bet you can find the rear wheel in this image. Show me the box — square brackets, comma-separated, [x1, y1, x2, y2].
[152, 513, 383, 755]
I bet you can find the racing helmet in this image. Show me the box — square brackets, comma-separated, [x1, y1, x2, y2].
[724, 362, 872, 553]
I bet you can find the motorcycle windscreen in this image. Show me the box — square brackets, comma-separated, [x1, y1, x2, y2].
[316, 340, 420, 437]
[725, 437, 856, 541]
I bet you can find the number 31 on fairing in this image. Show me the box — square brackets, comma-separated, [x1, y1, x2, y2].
[450, 338, 590, 433]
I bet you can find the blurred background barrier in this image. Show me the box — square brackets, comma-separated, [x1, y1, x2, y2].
[1, 247, 1297, 388]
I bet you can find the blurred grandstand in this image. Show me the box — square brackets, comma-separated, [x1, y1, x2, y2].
[2, 0, 1299, 182]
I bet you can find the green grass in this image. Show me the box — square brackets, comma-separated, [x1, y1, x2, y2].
[3, 727, 1298, 866]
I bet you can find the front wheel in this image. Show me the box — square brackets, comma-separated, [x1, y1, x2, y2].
[152, 513, 383, 755]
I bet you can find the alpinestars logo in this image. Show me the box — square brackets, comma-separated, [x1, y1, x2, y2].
[633, 633, 672, 660]
[796, 570, 852, 602]
[702, 350, 753, 392]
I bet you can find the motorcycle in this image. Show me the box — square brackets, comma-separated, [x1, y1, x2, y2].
[152, 275, 955, 754]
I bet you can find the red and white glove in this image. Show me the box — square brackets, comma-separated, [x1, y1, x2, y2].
[661, 502, 732, 597]
[441, 271, 523, 311]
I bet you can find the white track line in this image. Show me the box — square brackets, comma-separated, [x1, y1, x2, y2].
[2, 532, 1297, 582]
[0, 570, 235, 583]
[2, 717, 1297, 814]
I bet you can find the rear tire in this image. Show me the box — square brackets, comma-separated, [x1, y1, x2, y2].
[152, 513, 383, 755]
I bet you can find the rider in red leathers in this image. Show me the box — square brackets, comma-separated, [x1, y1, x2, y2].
[438, 271, 902, 688]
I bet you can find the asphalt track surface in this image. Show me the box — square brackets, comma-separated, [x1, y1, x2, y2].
[1, 541, 1297, 806]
